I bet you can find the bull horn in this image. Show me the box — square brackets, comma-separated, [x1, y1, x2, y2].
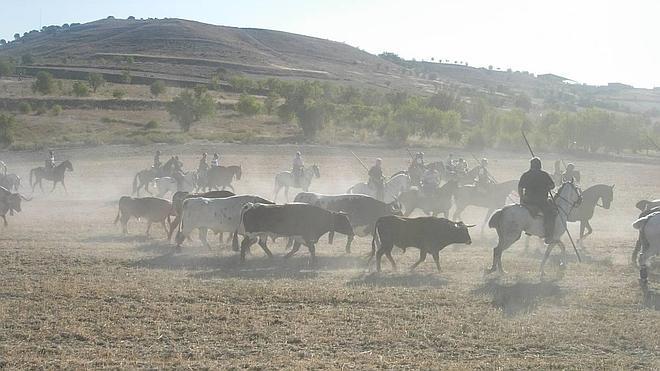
[20, 194, 32, 201]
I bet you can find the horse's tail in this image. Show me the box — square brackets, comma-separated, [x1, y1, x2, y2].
[132, 172, 139, 195]
[488, 209, 502, 229]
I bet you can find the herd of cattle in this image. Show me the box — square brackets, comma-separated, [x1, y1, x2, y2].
[115, 188, 475, 271]
[0, 156, 658, 282]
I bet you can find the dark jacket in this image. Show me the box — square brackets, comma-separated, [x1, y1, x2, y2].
[519, 169, 555, 204]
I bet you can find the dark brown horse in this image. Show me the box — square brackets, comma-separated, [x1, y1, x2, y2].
[29, 160, 73, 193]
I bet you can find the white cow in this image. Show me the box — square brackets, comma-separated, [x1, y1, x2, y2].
[175, 195, 273, 249]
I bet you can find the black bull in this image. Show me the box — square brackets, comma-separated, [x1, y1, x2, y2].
[368, 215, 474, 272]
[239, 203, 353, 263]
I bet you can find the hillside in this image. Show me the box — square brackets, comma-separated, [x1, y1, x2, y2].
[2, 17, 660, 116]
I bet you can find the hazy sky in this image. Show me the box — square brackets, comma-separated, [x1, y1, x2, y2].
[2, 0, 658, 88]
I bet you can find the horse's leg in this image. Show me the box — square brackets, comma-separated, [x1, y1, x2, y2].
[284, 186, 289, 203]
[50, 180, 57, 193]
[540, 242, 557, 278]
[410, 250, 427, 271]
[452, 204, 465, 221]
[161, 221, 169, 237]
[61, 179, 68, 194]
[2, 215, 7, 227]
[39, 178, 44, 193]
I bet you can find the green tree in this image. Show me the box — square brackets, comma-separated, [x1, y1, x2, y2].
[0, 39, 6, 46]
[150, 80, 166, 97]
[72, 81, 90, 97]
[264, 93, 279, 115]
[32, 71, 55, 94]
[167, 89, 215, 132]
[236, 94, 262, 116]
[0, 113, 15, 146]
[0, 58, 15, 76]
[88, 73, 105, 93]
[21, 54, 34, 65]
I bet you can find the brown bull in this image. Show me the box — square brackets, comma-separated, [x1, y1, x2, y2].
[114, 196, 175, 237]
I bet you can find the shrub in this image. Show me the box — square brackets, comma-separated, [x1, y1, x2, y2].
[112, 89, 126, 99]
[150, 80, 166, 97]
[35, 104, 48, 116]
[50, 104, 62, 116]
[32, 71, 55, 94]
[383, 121, 409, 145]
[72, 81, 90, 97]
[18, 102, 32, 114]
[121, 70, 132, 84]
[144, 120, 158, 130]
[236, 94, 262, 116]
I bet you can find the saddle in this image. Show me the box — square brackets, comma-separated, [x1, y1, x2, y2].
[520, 203, 544, 218]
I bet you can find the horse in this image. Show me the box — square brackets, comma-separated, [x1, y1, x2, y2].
[0, 173, 21, 191]
[0, 186, 31, 226]
[203, 165, 242, 192]
[347, 173, 411, 203]
[29, 160, 74, 193]
[149, 173, 196, 198]
[273, 164, 320, 202]
[398, 180, 457, 217]
[132, 157, 179, 196]
[567, 184, 614, 245]
[452, 179, 518, 234]
[487, 181, 582, 277]
[633, 211, 660, 288]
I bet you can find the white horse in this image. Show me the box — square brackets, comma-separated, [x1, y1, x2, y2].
[149, 173, 195, 198]
[347, 173, 411, 203]
[633, 211, 660, 287]
[273, 164, 320, 202]
[487, 181, 582, 277]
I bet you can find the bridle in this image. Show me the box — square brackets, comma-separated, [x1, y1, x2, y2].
[553, 181, 582, 219]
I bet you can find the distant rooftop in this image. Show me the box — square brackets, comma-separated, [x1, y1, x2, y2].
[537, 73, 576, 84]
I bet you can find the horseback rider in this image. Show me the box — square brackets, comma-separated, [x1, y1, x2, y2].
[45, 150, 55, 176]
[292, 151, 304, 187]
[198, 153, 209, 173]
[153, 150, 162, 170]
[211, 153, 220, 167]
[475, 158, 493, 194]
[171, 155, 185, 190]
[413, 152, 425, 168]
[421, 167, 440, 196]
[368, 158, 385, 201]
[518, 157, 557, 244]
[446, 153, 455, 173]
[562, 163, 580, 183]
[457, 158, 468, 175]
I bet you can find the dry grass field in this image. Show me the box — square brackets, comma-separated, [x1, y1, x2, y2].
[0, 144, 658, 369]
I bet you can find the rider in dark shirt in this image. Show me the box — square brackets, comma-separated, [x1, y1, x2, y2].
[368, 158, 384, 201]
[518, 157, 557, 244]
[153, 150, 162, 169]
